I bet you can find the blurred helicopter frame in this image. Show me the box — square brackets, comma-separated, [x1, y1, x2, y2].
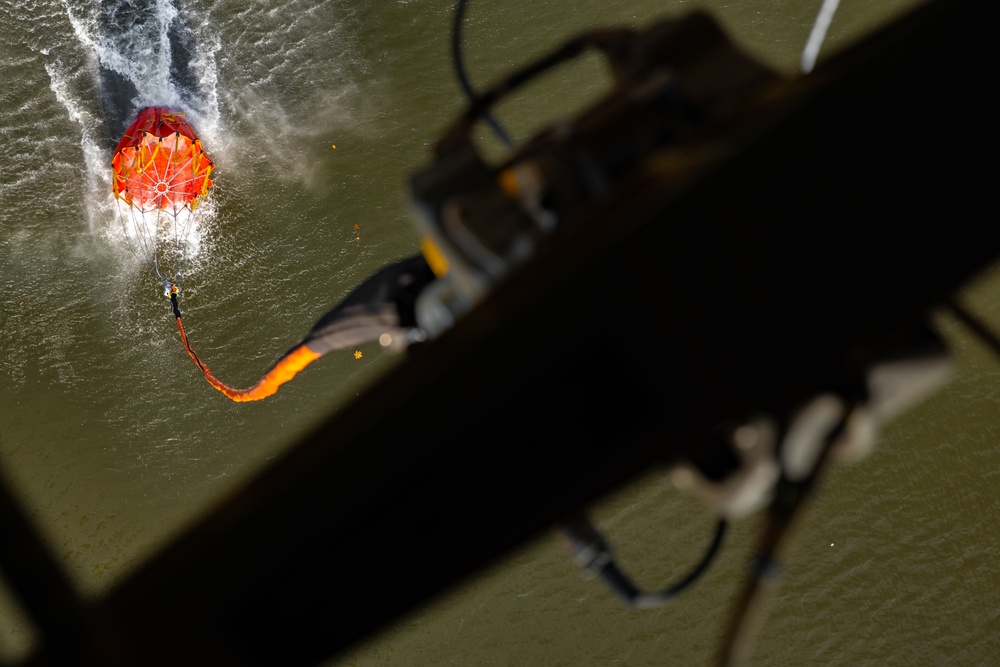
[1, 0, 997, 665]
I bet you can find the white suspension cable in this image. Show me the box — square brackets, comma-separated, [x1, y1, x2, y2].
[801, 0, 842, 73]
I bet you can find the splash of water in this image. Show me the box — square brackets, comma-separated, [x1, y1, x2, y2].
[52, 0, 221, 287]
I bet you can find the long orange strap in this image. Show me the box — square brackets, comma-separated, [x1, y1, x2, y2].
[171, 294, 320, 402]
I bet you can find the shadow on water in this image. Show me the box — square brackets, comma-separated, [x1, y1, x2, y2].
[95, 0, 203, 150]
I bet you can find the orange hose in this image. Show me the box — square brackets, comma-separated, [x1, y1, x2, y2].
[174, 315, 321, 402]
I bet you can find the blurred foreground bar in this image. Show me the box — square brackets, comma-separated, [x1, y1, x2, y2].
[15, 0, 999, 664]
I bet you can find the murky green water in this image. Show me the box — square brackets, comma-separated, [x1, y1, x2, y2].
[3, 0, 998, 664]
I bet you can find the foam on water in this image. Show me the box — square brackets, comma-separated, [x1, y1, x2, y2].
[46, 0, 223, 289]
[42, 0, 366, 295]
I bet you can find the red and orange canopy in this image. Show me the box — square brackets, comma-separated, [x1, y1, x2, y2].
[112, 107, 214, 212]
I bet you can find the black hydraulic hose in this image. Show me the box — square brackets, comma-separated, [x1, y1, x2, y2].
[452, 0, 515, 148]
[558, 513, 728, 608]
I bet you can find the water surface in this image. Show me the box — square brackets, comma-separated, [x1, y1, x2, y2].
[3, 0, 998, 665]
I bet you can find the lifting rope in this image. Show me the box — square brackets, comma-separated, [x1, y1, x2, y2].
[169, 287, 320, 402]
[113, 107, 435, 402]
[165, 253, 435, 402]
